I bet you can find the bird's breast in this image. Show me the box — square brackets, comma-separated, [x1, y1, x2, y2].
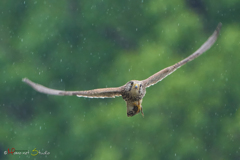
[122, 91, 145, 102]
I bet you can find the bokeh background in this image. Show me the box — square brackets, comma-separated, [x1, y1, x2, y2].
[1, 0, 240, 159]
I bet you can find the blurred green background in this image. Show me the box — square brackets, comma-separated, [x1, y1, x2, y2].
[1, 0, 240, 159]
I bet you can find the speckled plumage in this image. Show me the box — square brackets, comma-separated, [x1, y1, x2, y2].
[23, 23, 222, 117]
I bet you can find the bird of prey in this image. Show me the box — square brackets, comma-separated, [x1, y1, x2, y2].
[23, 23, 222, 117]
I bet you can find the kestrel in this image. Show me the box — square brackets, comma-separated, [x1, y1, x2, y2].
[23, 23, 222, 117]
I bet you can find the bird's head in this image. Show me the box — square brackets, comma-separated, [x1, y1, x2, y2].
[125, 80, 143, 95]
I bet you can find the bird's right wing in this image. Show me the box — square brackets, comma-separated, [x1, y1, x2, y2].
[22, 78, 123, 98]
[142, 23, 222, 88]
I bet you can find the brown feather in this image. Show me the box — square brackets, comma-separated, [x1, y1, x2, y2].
[142, 23, 222, 88]
[22, 78, 123, 98]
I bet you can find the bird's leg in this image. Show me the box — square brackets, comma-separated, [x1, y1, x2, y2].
[138, 100, 144, 117]
[135, 100, 144, 117]
[130, 100, 144, 117]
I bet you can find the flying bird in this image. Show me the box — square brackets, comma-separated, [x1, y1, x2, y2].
[23, 23, 222, 117]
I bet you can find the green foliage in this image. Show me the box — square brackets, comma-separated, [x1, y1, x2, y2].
[0, 0, 239, 159]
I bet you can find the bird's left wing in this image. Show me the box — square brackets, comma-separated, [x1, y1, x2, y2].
[22, 78, 123, 98]
[142, 23, 222, 88]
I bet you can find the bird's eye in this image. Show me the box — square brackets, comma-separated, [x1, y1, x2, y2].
[130, 82, 133, 85]
[140, 84, 142, 87]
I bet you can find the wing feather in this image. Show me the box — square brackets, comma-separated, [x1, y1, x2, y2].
[142, 23, 222, 88]
[22, 78, 123, 98]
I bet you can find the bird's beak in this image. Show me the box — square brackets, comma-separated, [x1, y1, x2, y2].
[134, 84, 139, 89]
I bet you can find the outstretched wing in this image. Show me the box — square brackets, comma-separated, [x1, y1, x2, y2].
[22, 78, 123, 98]
[142, 23, 222, 88]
